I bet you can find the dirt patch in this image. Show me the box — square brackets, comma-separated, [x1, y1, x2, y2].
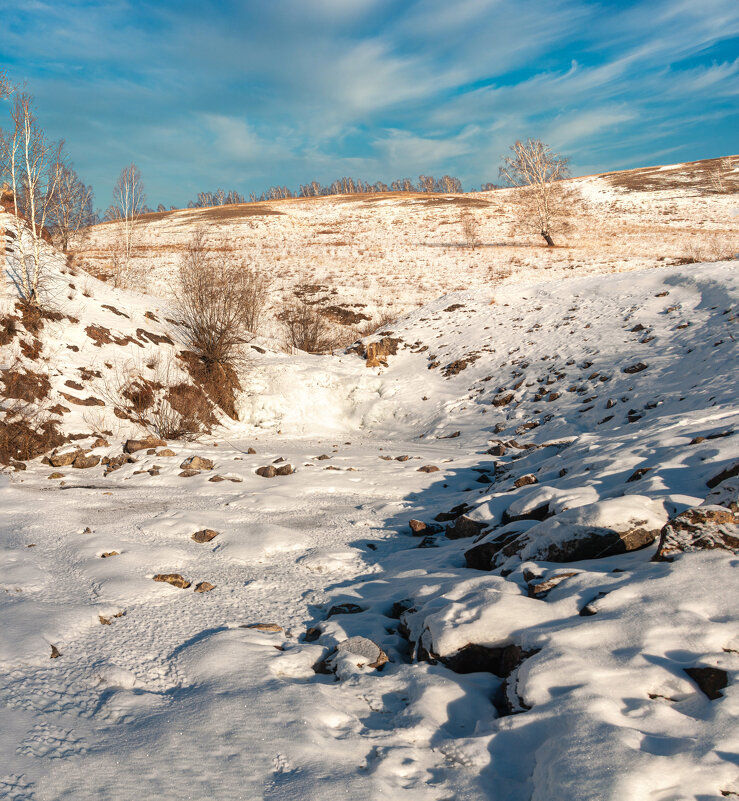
[177, 351, 241, 420]
[1, 368, 51, 402]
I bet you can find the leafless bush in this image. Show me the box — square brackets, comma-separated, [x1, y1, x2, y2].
[279, 298, 340, 353]
[0, 396, 64, 464]
[174, 229, 269, 365]
[354, 309, 398, 338]
[682, 234, 738, 264]
[460, 210, 481, 249]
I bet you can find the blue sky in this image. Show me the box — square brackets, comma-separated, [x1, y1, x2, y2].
[1, 0, 737, 209]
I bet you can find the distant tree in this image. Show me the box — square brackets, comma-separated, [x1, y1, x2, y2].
[460, 209, 481, 249]
[0, 93, 64, 306]
[418, 175, 435, 193]
[499, 138, 576, 246]
[707, 158, 734, 194]
[112, 163, 146, 269]
[157, 203, 166, 213]
[436, 175, 462, 193]
[480, 182, 500, 191]
[47, 160, 94, 251]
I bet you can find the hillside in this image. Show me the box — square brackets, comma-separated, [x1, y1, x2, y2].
[1, 171, 738, 800]
[73, 156, 739, 342]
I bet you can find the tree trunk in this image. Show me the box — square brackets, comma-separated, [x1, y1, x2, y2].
[541, 230, 555, 246]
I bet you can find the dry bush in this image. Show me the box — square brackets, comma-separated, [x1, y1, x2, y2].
[707, 158, 735, 194]
[174, 229, 269, 363]
[96, 356, 215, 440]
[460, 210, 481, 249]
[354, 308, 398, 338]
[279, 298, 341, 353]
[682, 234, 738, 264]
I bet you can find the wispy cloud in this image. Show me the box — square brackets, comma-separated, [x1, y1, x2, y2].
[0, 0, 736, 205]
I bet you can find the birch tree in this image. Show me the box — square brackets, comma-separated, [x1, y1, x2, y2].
[499, 138, 576, 246]
[112, 163, 146, 269]
[0, 93, 63, 307]
[47, 161, 94, 251]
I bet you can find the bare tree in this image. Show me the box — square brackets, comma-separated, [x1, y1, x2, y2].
[499, 138, 576, 246]
[707, 158, 734, 194]
[0, 93, 64, 307]
[47, 160, 94, 252]
[0, 71, 15, 101]
[279, 298, 338, 354]
[112, 163, 146, 271]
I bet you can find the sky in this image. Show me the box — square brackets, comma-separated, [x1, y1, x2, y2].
[1, 0, 737, 209]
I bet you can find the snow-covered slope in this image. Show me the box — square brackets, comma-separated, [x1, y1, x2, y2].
[1, 203, 738, 799]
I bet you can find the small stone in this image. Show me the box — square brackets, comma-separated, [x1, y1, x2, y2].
[395, 455, 410, 462]
[194, 581, 215, 593]
[73, 453, 101, 469]
[153, 573, 191, 589]
[209, 475, 225, 482]
[50, 644, 61, 659]
[514, 474, 538, 488]
[99, 616, 111, 625]
[327, 602, 364, 617]
[191, 529, 219, 543]
[316, 454, 331, 460]
[626, 467, 651, 483]
[247, 447, 256, 454]
[178, 469, 200, 478]
[100, 551, 119, 558]
[276, 464, 293, 476]
[180, 455, 214, 471]
[241, 622, 282, 632]
[446, 515, 488, 539]
[409, 519, 427, 534]
[417, 465, 440, 473]
[48, 472, 65, 479]
[528, 571, 578, 598]
[256, 465, 277, 478]
[158, 448, 176, 457]
[623, 362, 648, 374]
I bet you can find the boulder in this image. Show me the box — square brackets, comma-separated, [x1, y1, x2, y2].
[684, 666, 728, 700]
[446, 515, 488, 540]
[73, 453, 100, 469]
[256, 465, 277, 478]
[654, 506, 738, 560]
[49, 449, 81, 467]
[194, 581, 215, 593]
[125, 436, 166, 453]
[327, 602, 364, 618]
[417, 465, 440, 473]
[514, 474, 538, 488]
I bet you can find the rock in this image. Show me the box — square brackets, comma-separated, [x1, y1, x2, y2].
[93, 437, 109, 448]
[528, 571, 578, 598]
[409, 519, 427, 534]
[50, 644, 61, 659]
[684, 666, 728, 700]
[704, 476, 739, 512]
[209, 475, 225, 482]
[303, 626, 322, 642]
[194, 581, 215, 593]
[706, 461, 739, 489]
[180, 455, 213, 471]
[439, 643, 527, 678]
[158, 448, 176, 457]
[100, 551, 119, 558]
[178, 469, 200, 478]
[316, 454, 331, 460]
[417, 465, 440, 473]
[276, 464, 293, 476]
[124, 436, 166, 453]
[256, 465, 277, 478]
[513, 474, 538, 488]
[654, 506, 738, 560]
[417, 535, 438, 548]
[446, 515, 488, 539]
[49, 449, 81, 467]
[365, 337, 400, 368]
[247, 447, 256, 454]
[191, 529, 219, 543]
[395, 454, 410, 462]
[623, 362, 648, 374]
[389, 599, 416, 619]
[241, 622, 282, 632]
[315, 637, 389, 674]
[327, 602, 364, 617]
[99, 616, 111, 625]
[48, 472, 65, 479]
[73, 453, 100, 469]
[464, 540, 504, 570]
[435, 503, 471, 522]
[153, 573, 191, 589]
[579, 590, 609, 616]
[626, 467, 651, 483]
[492, 392, 514, 407]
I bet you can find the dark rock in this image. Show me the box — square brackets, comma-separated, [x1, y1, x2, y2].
[440, 643, 526, 678]
[626, 467, 651, 483]
[256, 465, 277, 478]
[513, 474, 538, 488]
[327, 603, 364, 618]
[417, 465, 440, 473]
[623, 362, 648, 374]
[276, 464, 293, 476]
[446, 515, 488, 539]
[528, 571, 578, 598]
[684, 666, 728, 700]
[73, 453, 100, 469]
[707, 462, 739, 489]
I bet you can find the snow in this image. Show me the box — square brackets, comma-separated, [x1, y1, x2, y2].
[1, 170, 738, 799]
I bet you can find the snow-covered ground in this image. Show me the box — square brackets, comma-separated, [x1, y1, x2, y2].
[1, 176, 738, 799]
[74, 157, 739, 342]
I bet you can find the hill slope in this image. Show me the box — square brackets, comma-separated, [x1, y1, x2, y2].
[1, 194, 737, 801]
